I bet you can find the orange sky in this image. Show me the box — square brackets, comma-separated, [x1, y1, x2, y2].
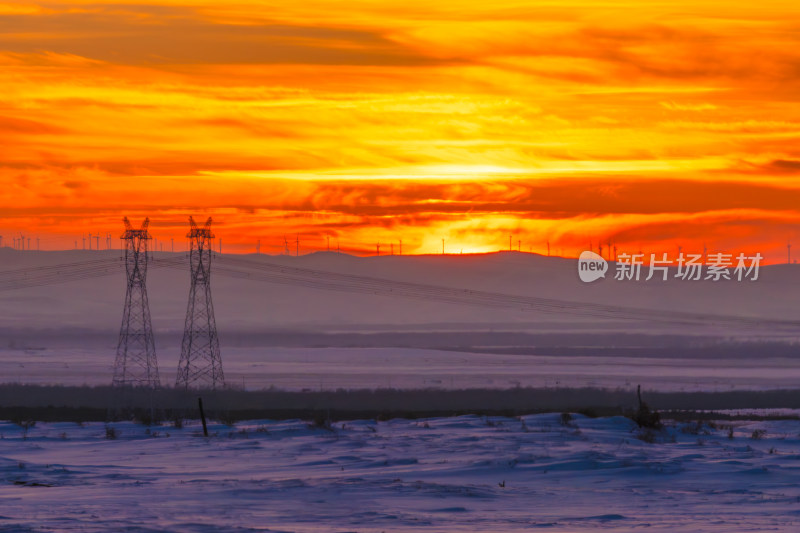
[1, 1, 799, 259]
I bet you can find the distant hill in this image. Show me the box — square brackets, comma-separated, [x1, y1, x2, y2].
[0, 248, 798, 346]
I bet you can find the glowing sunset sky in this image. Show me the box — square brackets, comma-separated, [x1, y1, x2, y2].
[1, 1, 799, 258]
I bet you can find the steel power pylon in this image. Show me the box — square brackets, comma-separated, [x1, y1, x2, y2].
[176, 216, 224, 389]
[113, 217, 160, 388]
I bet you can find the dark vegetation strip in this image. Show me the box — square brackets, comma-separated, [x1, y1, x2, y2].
[0, 384, 799, 423]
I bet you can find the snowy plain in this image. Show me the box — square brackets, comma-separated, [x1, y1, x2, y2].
[4, 345, 800, 392]
[3, 414, 800, 532]
[3, 248, 800, 393]
[4, 249, 800, 531]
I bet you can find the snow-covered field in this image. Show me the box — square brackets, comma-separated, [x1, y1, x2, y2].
[3, 249, 800, 393]
[4, 345, 800, 392]
[4, 250, 800, 530]
[3, 414, 800, 532]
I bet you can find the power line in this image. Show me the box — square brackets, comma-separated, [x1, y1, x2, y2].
[0, 254, 799, 333]
[198, 254, 800, 333]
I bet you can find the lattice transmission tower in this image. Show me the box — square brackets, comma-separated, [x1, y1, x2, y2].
[176, 216, 224, 389]
[113, 217, 160, 388]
